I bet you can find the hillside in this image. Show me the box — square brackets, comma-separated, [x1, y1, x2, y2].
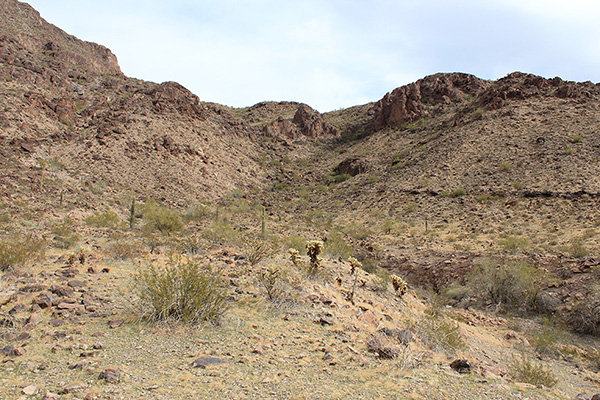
[1, 1, 600, 399]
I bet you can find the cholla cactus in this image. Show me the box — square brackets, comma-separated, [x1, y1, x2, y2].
[288, 248, 300, 268]
[391, 274, 408, 297]
[348, 256, 362, 275]
[305, 240, 324, 277]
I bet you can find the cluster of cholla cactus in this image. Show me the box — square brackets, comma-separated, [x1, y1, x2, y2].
[391, 274, 408, 297]
[305, 240, 324, 277]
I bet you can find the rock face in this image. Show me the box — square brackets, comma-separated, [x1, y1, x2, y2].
[368, 73, 488, 131]
[0, 0, 121, 80]
[264, 104, 339, 140]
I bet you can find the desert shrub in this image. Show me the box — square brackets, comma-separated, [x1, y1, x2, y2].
[202, 221, 242, 246]
[372, 268, 391, 292]
[568, 240, 589, 257]
[306, 240, 324, 277]
[467, 258, 543, 314]
[85, 210, 121, 228]
[50, 218, 80, 249]
[107, 239, 143, 260]
[285, 235, 306, 252]
[508, 354, 557, 387]
[498, 235, 529, 253]
[175, 234, 205, 256]
[256, 265, 296, 303]
[183, 204, 211, 222]
[244, 237, 273, 266]
[324, 231, 353, 259]
[132, 259, 227, 324]
[344, 223, 374, 240]
[566, 294, 600, 335]
[415, 314, 465, 353]
[450, 188, 466, 198]
[142, 200, 184, 235]
[0, 235, 46, 271]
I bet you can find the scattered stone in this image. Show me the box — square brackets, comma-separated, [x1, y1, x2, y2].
[252, 345, 264, 354]
[80, 351, 100, 358]
[87, 266, 98, 274]
[450, 359, 472, 374]
[377, 328, 413, 345]
[38, 363, 48, 370]
[98, 368, 120, 383]
[67, 280, 86, 289]
[69, 359, 90, 370]
[20, 284, 48, 293]
[92, 342, 104, 350]
[318, 316, 333, 326]
[108, 319, 124, 329]
[17, 332, 31, 341]
[191, 356, 228, 368]
[592, 394, 600, 400]
[41, 392, 60, 400]
[0, 289, 17, 306]
[59, 382, 88, 394]
[2, 345, 25, 356]
[48, 319, 66, 327]
[101, 268, 110, 273]
[32, 293, 54, 309]
[366, 333, 399, 359]
[22, 385, 38, 396]
[358, 309, 380, 327]
[50, 285, 74, 298]
[9, 303, 26, 314]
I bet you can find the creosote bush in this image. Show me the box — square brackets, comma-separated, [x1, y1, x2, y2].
[132, 259, 227, 324]
[142, 200, 184, 235]
[0, 235, 46, 271]
[244, 237, 273, 266]
[508, 354, 557, 387]
[85, 210, 121, 228]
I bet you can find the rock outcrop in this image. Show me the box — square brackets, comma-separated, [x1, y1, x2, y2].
[368, 73, 488, 131]
[263, 104, 339, 140]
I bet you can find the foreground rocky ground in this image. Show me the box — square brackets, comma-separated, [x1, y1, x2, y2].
[2, 226, 600, 400]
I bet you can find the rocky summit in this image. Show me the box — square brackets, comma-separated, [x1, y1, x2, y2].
[1, 1, 600, 399]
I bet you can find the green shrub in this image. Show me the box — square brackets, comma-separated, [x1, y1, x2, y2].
[508, 354, 557, 387]
[324, 231, 353, 259]
[415, 314, 465, 353]
[244, 237, 273, 266]
[0, 235, 46, 271]
[467, 258, 543, 313]
[499, 235, 529, 253]
[132, 259, 227, 324]
[85, 210, 121, 228]
[450, 188, 466, 198]
[183, 205, 211, 222]
[285, 235, 306, 253]
[51, 218, 80, 249]
[202, 221, 242, 246]
[142, 200, 184, 235]
[107, 239, 143, 260]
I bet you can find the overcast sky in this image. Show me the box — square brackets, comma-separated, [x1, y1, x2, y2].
[25, 0, 600, 112]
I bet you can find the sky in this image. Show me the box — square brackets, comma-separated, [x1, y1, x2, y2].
[25, 0, 600, 112]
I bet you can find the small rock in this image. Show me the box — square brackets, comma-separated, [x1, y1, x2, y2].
[32, 293, 54, 309]
[191, 356, 228, 369]
[450, 359, 471, 374]
[92, 342, 104, 350]
[98, 368, 120, 383]
[67, 280, 86, 289]
[2, 345, 25, 356]
[318, 316, 333, 326]
[48, 319, 66, 327]
[50, 285, 74, 297]
[108, 319, 124, 329]
[22, 385, 38, 395]
[9, 304, 26, 314]
[87, 266, 97, 274]
[69, 359, 89, 370]
[20, 284, 48, 293]
[80, 351, 100, 358]
[41, 391, 60, 400]
[17, 332, 31, 341]
[59, 382, 87, 394]
[592, 394, 600, 400]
